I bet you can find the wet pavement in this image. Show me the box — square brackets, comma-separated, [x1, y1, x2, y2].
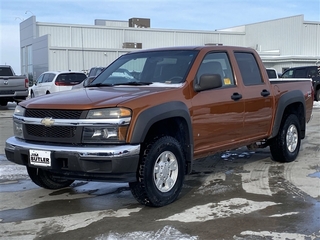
[0, 102, 319, 240]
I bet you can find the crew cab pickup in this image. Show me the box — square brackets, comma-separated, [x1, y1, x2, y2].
[0, 65, 29, 106]
[5, 46, 314, 207]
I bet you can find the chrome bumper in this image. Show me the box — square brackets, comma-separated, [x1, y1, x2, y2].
[5, 137, 141, 181]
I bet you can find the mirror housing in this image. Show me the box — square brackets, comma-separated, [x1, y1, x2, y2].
[194, 74, 223, 92]
[83, 76, 96, 87]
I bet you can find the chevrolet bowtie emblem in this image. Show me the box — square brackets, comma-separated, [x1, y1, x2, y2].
[41, 117, 55, 127]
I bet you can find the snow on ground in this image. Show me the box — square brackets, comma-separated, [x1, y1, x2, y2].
[314, 101, 320, 108]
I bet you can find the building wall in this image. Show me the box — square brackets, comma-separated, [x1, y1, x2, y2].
[21, 15, 320, 80]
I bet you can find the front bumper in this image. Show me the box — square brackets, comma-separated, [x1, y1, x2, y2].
[5, 136, 140, 182]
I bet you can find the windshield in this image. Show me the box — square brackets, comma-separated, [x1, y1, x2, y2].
[89, 50, 198, 87]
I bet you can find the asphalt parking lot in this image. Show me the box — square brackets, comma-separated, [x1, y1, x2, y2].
[0, 102, 319, 240]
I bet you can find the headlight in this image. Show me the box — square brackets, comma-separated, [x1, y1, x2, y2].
[13, 105, 25, 139]
[87, 108, 131, 119]
[14, 105, 25, 116]
[82, 108, 131, 143]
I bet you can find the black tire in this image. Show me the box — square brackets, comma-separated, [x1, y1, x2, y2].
[129, 136, 185, 207]
[0, 101, 8, 106]
[316, 89, 320, 101]
[27, 167, 74, 189]
[270, 114, 301, 163]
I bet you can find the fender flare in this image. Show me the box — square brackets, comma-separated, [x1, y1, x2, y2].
[270, 90, 306, 139]
[130, 101, 193, 144]
[130, 101, 193, 173]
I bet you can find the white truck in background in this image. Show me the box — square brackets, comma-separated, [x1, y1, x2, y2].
[0, 65, 29, 106]
[266, 68, 279, 79]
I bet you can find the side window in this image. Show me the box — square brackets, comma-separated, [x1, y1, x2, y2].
[42, 74, 51, 83]
[196, 52, 235, 87]
[294, 69, 307, 78]
[48, 73, 55, 82]
[282, 69, 293, 78]
[36, 74, 44, 84]
[307, 68, 317, 78]
[235, 52, 263, 86]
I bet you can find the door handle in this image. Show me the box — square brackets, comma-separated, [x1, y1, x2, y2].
[261, 89, 270, 97]
[231, 92, 242, 101]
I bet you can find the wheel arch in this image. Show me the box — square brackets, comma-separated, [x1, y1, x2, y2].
[130, 101, 193, 174]
[270, 90, 306, 139]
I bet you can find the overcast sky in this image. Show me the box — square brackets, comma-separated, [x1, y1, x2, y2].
[1, 0, 319, 74]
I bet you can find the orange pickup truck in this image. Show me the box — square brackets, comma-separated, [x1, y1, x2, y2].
[5, 46, 314, 207]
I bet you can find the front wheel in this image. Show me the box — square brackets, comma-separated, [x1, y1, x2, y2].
[316, 89, 320, 101]
[27, 167, 74, 189]
[269, 114, 301, 162]
[129, 136, 185, 207]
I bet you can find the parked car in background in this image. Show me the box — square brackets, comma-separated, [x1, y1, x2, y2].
[71, 76, 96, 89]
[30, 71, 87, 98]
[266, 68, 279, 79]
[88, 67, 105, 77]
[281, 65, 320, 101]
[0, 65, 29, 106]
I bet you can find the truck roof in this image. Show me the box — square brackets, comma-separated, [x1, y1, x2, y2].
[126, 45, 256, 54]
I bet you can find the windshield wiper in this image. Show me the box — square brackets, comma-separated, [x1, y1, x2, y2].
[112, 81, 152, 86]
[87, 82, 113, 87]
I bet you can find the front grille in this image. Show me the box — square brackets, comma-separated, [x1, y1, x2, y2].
[26, 125, 76, 138]
[23, 109, 86, 143]
[25, 109, 83, 119]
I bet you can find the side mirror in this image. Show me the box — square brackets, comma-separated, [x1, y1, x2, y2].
[83, 76, 95, 87]
[194, 74, 223, 92]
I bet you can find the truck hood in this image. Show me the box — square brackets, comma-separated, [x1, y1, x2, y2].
[21, 86, 179, 110]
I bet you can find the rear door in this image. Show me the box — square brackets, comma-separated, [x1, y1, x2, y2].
[234, 52, 273, 139]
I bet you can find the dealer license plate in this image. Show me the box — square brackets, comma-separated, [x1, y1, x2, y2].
[29, 149, 51, 167]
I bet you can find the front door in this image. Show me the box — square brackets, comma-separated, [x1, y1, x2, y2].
[191, 52, 245, 157]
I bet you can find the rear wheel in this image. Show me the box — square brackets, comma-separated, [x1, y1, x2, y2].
[270, 114, 301, 162]
[129, 136, 185, 207]
[27, 167, 74, 189]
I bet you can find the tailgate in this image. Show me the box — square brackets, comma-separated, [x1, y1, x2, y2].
[0, 77, 28, 92]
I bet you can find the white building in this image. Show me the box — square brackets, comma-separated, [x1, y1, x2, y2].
[19, 15, 320, 83]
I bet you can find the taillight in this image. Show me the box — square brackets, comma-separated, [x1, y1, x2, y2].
[25, 78, 29, 88]
[55, 81, 69, 86]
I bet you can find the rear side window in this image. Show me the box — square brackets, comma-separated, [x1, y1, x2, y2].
[45, 73, 55, 82]
[43, 73, 53, 83]
[235, 52, 263, 86]
[56, 73, 86, 85]
[307, 67, 318, 78]
[294, 69, 307, 78]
